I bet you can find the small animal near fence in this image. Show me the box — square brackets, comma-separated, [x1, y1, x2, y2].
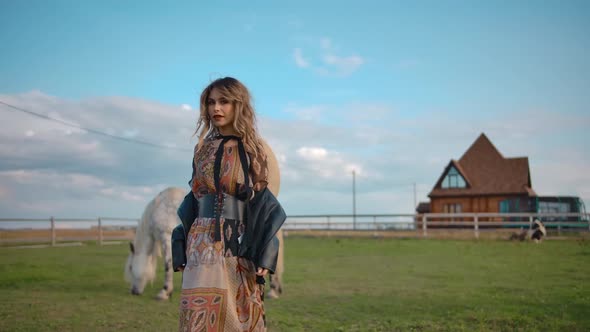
[1, 212, 589, 245]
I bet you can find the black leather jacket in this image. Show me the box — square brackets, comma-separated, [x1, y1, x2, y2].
[172, 187, 286, 274]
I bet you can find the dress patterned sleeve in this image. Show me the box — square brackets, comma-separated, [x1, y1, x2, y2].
[250, 151, 268, 192]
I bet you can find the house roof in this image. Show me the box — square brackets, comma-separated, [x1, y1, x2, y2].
[429, 133, 536, 197]
[415, 201, 431, 213]
[432, 159, 472, 189]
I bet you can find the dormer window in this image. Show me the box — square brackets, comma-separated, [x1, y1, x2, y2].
[441, 166, 466, 189]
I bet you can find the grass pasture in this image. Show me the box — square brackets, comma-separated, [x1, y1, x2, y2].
[1, 237, 589, 331]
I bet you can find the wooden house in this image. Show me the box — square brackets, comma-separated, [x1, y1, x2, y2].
[427, 133, 536, 214]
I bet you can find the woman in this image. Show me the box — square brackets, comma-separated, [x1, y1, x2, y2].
[173, 77, 285, 331]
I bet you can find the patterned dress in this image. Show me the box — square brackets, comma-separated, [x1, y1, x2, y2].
[179, 136, 267, 332]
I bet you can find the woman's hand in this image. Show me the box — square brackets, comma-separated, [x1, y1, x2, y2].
[256, 267, 268, 277]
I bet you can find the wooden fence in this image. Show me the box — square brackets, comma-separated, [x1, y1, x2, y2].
[0, 217, 138, 246]
[284, 212, 590, 239]
[1, 212, 588, 246]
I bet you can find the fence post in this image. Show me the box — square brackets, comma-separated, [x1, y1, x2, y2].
[422, 215, 427, 238]
[529, 215, 533, 230]
[98, 217, 103, 246]
[474, 214, 479, 239]
[50, 216, 56, 246]
[557, 221, 561, 236]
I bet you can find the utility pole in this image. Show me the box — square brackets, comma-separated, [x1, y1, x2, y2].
[413, 182, 417, 211]
[353, 169, 357, 230]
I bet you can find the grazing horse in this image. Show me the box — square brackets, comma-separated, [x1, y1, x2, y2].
[125, 187, 185, 300]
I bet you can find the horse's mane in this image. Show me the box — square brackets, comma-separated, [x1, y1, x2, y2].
[127, 197, 160, 286]
[134, 198, 161, 257]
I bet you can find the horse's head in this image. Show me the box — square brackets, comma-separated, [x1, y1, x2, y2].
[125, 242, 157, 295]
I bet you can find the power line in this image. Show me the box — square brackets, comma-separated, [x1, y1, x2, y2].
[0, 100, 193, 152]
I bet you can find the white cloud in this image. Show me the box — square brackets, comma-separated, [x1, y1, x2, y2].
[68, 173, 105, 187]
[120, 191, 144, 202]
[181, 104, 192, 111]
[0, 169, 104, 188]
[284, 104, 326, 121]
[297, 146, 328, 160]
[0, 91, 197, 218]
[293, 48, 310, 68]
[293, 146, 364, 181]
[18, 201, 65, 214]
[264, 102, 589, 214]
[98, 183, 173, 204]
[322, 54, 364, 75]
[293, 37, 365, 76]
[1, 91, 588, 219]
[0, 167, 172, 217]
[100, 188, 115, 196]
[140, 186, 155, 194]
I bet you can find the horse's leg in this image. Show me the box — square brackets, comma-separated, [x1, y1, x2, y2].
[156, 230, 174, 301]
[267, 229, 284, 299]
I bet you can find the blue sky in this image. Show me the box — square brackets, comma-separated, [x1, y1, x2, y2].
[0, 1, 589, 220]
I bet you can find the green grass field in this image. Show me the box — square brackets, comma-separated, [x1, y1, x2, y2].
[1, 237, 589, 331]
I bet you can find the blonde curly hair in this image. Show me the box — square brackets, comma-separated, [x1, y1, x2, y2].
[194, 77, 265, 160]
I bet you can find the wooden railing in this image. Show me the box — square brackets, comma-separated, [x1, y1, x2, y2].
[0, 217, 138, 246]
[0, 212, 588, 245]
[284, 212, 590, 239]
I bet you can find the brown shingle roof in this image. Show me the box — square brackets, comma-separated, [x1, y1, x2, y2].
[429, 133, 535, 197]
[416, 202, 431, 213]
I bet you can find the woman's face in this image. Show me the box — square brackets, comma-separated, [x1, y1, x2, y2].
[207, 88, 236, 135]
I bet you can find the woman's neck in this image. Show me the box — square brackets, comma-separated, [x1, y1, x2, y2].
[217, 126, 238, 136]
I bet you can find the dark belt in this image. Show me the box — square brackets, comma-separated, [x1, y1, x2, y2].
[198, 193, 245, 221]
[210, 135, 251, 241]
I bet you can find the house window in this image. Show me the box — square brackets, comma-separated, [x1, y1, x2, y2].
[441, 166, 466, 189]
[443, 203, 462, 213]
[538, 201, 569, 214]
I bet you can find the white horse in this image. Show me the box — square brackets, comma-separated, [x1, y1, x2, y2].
[125, 187, 185, 300]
